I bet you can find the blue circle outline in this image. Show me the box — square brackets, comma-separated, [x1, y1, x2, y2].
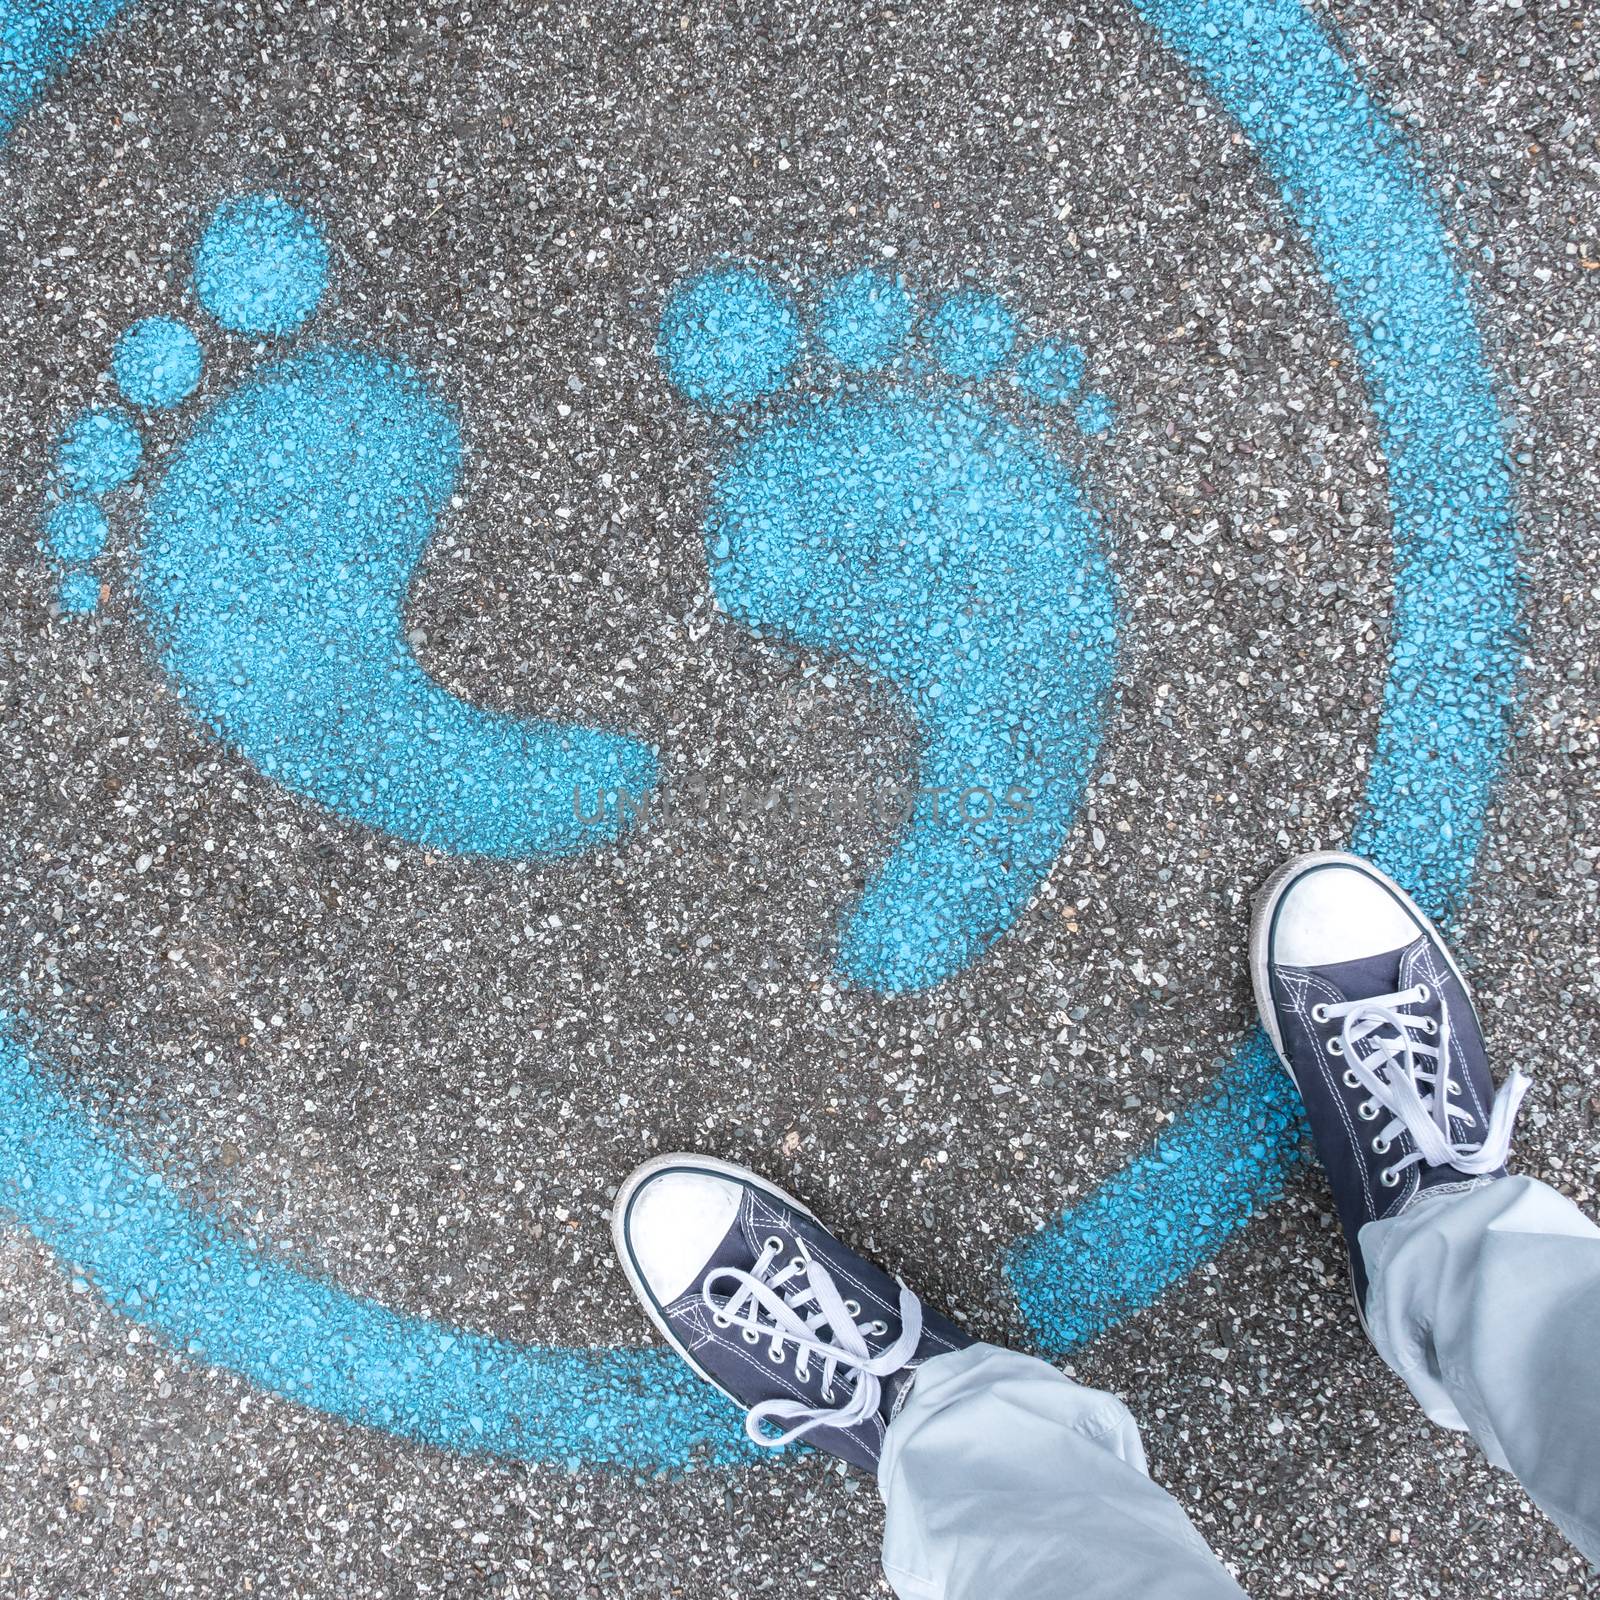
[0, 0, 1517, 1467]
[1006, 0, 1517, 1350]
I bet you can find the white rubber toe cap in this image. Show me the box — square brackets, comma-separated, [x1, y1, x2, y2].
[1270, 859, 1424, 969]
[621, 1169, 743, 1304]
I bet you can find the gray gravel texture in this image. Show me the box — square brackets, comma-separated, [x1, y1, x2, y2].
[1, 0, 1597, 1594]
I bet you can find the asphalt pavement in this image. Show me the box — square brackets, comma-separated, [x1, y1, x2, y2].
[0, 0, 1596, 1594]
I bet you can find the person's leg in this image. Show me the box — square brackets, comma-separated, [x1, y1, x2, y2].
[610, 1154, 1245, 1600]
[1252, 851, 1597, 1563]
[1361, 1175, 1600, 1560]
[879, 1344, 1246, 1600]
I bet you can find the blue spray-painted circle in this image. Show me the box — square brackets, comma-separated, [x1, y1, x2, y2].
[925, 290, 1017, 379]
[813, 268, 915, 370]
[113, 315, 203, 408]
[43, 499, 108, 562]
[55, 404, 141, 492]
[1073, 391, 1116, 437]
[0, 0, 1517, 1467]
[194, 193, 328, 336]
[1015, 339, 1086, 406]
[55, 569, 102, 614]
[657, 266, 800, 409]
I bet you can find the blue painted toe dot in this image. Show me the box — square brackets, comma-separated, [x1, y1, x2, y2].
[113, 316, 203, 409]
[658, 266, 800, 410]
[56, 406, 141, 493]
[813, 268, 914, 371]
[1075, 392, 1117, 436]
[44, 499, 109, 562]
[1016, 340, 1086, 406]
[926, 291, 1017, 380]
[57, 570, 101, 615]
[195, 194, 328, 336]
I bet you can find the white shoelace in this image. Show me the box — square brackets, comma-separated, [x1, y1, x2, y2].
[1316, 981, 1530, 1190]
[702, 1235, 923, 1450]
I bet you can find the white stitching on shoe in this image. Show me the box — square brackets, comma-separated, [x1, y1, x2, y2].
[1283, 967, 1377, 1221]
[669, 1287, 860, 1423]
[1403, 940, 1493, 1136]
[742, 1191, 898, 1319]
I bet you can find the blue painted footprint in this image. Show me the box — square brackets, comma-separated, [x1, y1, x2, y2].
[40, 194, 653, 857]
[660, 267, 1120, 992]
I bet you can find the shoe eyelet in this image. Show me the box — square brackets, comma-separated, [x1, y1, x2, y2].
[763, 1235, 784, 1254]
[1342, 1069, 1360, 1089]
[712, 1312, 731, 1329]
[843, 1299, 861, 1318]
[767, 1345, 785, 1364]
[1414, 984, 1431, 1003]
[788, 1257, 806, 1275]
[795, 1362, 810, 1381]
[1372, 1136, 1391, 1155]
[1358, 1101, 1379, 1121]
[867, 1321, 887, 1337]
[1311, 1003, 1330, 1025]
[741, 1328, 760, 1345]
[1326, 1037, 1344, 1057]
[1380, 1169, 1401, 1189]
[1422, 1019, 1438, 1036]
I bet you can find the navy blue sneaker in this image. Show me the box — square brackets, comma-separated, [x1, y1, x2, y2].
[1251, 852, 1530, 1327]
[612, 1154, 972, 1471]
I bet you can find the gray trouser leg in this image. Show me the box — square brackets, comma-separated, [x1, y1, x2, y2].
[1361, 1174, 1600, 1562]
[877, 1344, 1247, 1600]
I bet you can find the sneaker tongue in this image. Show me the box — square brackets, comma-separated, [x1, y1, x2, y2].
[1309, 943, 1412, 1002]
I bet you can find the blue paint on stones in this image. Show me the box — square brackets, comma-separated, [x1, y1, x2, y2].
[55, 404, 141, 492]
[1074, 391, 1116, 436]
[658, 267, 800, 410]
[668, 270, 1117, 992]
[1015, 340, 1086, 406]
[0, 1023, 750, 1469]
[113, 316, 203, 408]
[813, 268, 914, 371]
[1009, 0, 1518, 1351]
[56, 569, 101, 614]
[194, 194, 328, 336]
[925, 290, 1017, 380]
[720, 395, 1114, 990]
[43, 499, 107, 562]
[0, 0, 133, 140]
[1010, 1033, 1306, 1346]
[137, 345, 655, 856]
[2, 0, 1520, 1464]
